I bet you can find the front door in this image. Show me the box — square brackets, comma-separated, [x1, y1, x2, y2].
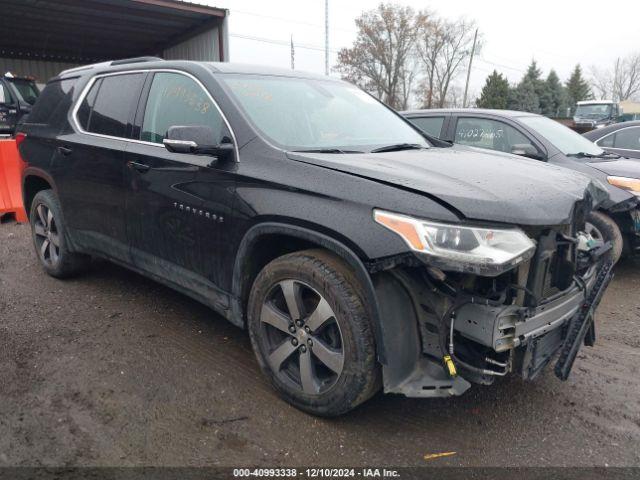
[125, 71, 237, 309]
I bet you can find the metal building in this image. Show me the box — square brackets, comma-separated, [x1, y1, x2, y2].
[0, 0, 228, 86]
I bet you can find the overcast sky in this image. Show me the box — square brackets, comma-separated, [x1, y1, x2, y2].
[201, 0, 639, 103]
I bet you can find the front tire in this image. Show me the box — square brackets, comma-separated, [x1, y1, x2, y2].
[29, 189, 91, 278]
[247, 249, 380, 416]
[586, 211, 623, 264]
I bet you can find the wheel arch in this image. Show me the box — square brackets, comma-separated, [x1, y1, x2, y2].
[22, 168, 57, 216]
[231, 222, 388, 364]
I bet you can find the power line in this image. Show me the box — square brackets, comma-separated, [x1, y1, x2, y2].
[232, 8, 355, 34]
[230, 33, 340, 54]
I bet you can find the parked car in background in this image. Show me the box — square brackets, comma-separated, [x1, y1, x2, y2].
[0, 73, 40, 134]
[572, 100, 620, 133]
[18, 59, 613, 416]
[402, 109, 640, 261]
[584, 120, 640, 160]
[618, 113, 640, 123]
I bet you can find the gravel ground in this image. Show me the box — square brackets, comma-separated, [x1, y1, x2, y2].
[1, 221, 639, 467]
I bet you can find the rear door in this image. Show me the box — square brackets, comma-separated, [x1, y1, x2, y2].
[55, 72, 146, 261]
[0, 80, 18, 133]
[124, 71, 237, 307]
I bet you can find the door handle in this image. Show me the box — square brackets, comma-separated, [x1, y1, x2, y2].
[127, 161, 150, 173]
[58, 146, 73, 156]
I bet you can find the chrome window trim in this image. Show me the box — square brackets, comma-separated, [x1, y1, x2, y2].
[70, 68, 240, 162]
[595, 125, 640, 152]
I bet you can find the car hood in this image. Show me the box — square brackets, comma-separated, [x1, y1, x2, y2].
[287, 146, 609, 226]
[586, 157, 640, 178]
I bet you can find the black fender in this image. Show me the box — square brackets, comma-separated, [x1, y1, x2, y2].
[231, 222, 388, 364]
[22, 166, 58, 209]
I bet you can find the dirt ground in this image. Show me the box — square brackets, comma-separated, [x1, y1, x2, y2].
[1, 221, 639, 468]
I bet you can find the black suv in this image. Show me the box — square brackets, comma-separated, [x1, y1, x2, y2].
[0, 73, 39, 134]
[18, 59, 613, 416]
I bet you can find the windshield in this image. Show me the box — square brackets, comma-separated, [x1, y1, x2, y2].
[574, 104, 612, 118]
[219, 74, 429, 152]
[519, 115, 604, 156]
[8, 79, 39, 105]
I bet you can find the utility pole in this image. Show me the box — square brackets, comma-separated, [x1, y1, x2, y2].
[290, 35, 295, 70]
[324, 0, 329, 75]
[462, 28, 478, 108]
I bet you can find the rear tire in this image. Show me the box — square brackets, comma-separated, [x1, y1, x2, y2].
[586, 211, 623, 264]
[29, 189, 91, 278]
[247, 249, 380, 416]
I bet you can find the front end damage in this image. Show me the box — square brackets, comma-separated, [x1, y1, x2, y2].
[371, 216, 614, 399]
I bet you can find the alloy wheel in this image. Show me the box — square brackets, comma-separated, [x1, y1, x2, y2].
[259, 279, 345, 395]
[33, 203, 60, 267]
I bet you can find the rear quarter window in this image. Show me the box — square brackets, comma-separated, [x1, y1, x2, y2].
[26, 78, 77, 125]
[408, 116, 445, 138]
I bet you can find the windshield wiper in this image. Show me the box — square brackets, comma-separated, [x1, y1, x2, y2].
[370, 143, 426, 153]
[567, 151, 621, 159]
[292, 148, 363, 154]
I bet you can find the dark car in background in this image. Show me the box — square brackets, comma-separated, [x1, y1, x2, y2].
[584, 120, 640, 160]
[17, 59, 613, 416]
[0, 73, 40, 134]
[572, 100, 620, 132]
[403, 109, 640, 262]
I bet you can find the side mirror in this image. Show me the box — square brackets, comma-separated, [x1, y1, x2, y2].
[511, 143, 543, 160]
[163, 125, 234, 162]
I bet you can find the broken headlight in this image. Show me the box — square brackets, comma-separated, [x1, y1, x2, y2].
[374, 209, 536, 275]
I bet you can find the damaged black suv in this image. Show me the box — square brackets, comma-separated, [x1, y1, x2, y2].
[18, 59, 614, 416]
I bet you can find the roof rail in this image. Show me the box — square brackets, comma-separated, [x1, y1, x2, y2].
[110, 56, 164, 66]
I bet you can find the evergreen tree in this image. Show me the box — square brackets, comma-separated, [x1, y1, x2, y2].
[565, 65, 592, 114]
[511, 78, 540, 113]
[476, 70, 510, 109]
[521, 59, 549, 114]
[510, 78, 540, 113]
[544, 69, 568, 117]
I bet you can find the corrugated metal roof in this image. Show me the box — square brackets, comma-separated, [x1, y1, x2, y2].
[0, 0, 227, 63]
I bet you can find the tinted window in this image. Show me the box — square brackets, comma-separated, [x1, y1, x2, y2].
[141, 72, 223, 144]
[9, 79, 39, 105]
[25, 78, 76, 125]
[613, 127, 640, 150]
[76, 78, 101, 131]
[455, 117, 534, 154]
[408, 116, 445, 138]
[82, 73, 145, 138]
[597, 133, 615, 148]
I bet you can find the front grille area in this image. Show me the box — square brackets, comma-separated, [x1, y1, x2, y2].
[525, 229, 576, 305]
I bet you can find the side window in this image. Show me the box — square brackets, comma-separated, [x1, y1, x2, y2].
[78, 73, 145, 138]
[408, 116, 445, 138]
[76, 78, 101, 131]
[141, 72, 223, 144]
[597, 133, 615, 148]
[612, 127, 640, 150]
[454, 117, 534, 154]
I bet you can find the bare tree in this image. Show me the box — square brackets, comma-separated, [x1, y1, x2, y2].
[415, 14, 446, 108]
[334, 3, 427, 110]
[416, 16, 480, 108]
[591, 52, 640, 101]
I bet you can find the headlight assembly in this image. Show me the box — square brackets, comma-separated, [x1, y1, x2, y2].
[374, 209, 536, 276]
[607, 176, 640, 196]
